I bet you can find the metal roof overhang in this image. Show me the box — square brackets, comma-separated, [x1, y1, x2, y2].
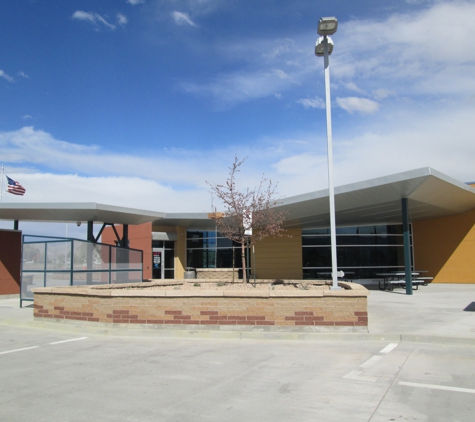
[275, 167, 475, 229]
[150, 168, 475, 229]
[0, 202, 166, 225]
[1, 168, 474, 230]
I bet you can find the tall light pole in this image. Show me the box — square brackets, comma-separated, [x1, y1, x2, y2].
[315, 17, 341, 290]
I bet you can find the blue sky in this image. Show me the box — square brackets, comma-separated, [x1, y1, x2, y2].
[1, 0, 475, 236]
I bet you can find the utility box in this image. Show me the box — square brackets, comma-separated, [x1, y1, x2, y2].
[184, 269, 196, 279]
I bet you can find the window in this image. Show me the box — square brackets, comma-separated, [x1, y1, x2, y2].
[186, 230, 247, 275]
[302, 224, 411, 279]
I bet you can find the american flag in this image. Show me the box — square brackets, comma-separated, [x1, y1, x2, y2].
[6, 175, 26, 196]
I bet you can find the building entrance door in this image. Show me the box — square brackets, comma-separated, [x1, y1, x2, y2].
[152, 248, 165, 279]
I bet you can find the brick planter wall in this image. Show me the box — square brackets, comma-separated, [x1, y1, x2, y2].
[32, 281, 369, 332]
[195, 269, 239, 280]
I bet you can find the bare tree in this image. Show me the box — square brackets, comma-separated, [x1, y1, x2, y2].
[208, 157, 288, 283]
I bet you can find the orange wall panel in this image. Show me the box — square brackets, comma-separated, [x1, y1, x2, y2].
[413, 209, 475, 283]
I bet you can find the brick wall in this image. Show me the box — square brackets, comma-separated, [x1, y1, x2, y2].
[196, 269, 239, 279]
[102, 222, 152, 279]
[33, 282, 368, 331]
[0, 229, 22, 295]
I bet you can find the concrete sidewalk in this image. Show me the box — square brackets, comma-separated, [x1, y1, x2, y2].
[1, 283, 474, 344]
[362, 282, 475, 344]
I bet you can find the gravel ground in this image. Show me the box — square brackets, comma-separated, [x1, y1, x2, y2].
[135, 281, 332, 291]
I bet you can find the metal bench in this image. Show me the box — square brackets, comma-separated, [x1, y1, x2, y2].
[386, 279, 425, 291]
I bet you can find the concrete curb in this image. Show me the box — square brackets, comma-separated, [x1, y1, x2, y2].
[1, 316, 474, 346]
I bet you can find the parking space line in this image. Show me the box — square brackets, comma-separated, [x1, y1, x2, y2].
[0, 346, 39, 355]
[359, 355, 382, 368]
[399, 381, 475, 394]
[344, 343, 401, 382]
[49, 337, 88, 345]
[1, 337, 88, 355]
[380, 343, 399, 354]
[343, 370, 377, 382]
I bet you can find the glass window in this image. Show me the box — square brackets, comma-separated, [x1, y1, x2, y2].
[164, 249, 174, 269]
[187, 249, 216, 269]
[217, 237, 235, 248]
[302, 247, 331, 267]
[303, 228, 330, 235]
[186, 230, 246, 270]
[336, 227, 358, 235]
[302, 236, 331, 246]
[302, 224, 411, 280]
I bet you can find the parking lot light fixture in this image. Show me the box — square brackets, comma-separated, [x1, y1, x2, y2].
[315, 16, 341, 291]
[318, 17, 338, 36]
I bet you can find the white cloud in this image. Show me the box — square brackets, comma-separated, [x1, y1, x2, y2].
[296, 97, 325, 109]
[263, 38, 295, 59]
[171, 11, 197, 27]
[345, 82, 365, 94]
[372, 88, 395, 100]
[0, 173, 210, 213]
[181, 35, 312, 106]
[72, 11, 116, 30]
[0, 70, 14, 83]
[18, 71, 29, 79]
[330, 105, 475, 186]
[2, 99, 475, 214]
[117, 13, 128, 26]
[182, 67, 299, 107]
[179, 2, 475, 108]
[22, 115, 33, 120]
[336, 1, 475, 98]
[127, 0, 144, 4]
[0, 127, 241, 199]
[272, 69, 290, 80]
[336, 97, 380, 114]
[270, 103, 475, 193]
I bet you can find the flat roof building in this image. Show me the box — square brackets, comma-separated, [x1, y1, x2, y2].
[1, 167, 475, 288]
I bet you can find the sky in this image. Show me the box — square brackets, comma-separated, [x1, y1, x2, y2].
[1, 0, 475, 237]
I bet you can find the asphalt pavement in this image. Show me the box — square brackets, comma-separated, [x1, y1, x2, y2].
[0, 283, 474, 422]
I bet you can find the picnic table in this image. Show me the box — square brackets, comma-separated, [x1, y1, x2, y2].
[376, 271, 433, 291]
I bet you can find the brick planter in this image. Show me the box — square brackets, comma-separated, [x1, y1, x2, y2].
[32, 281, 369, 332]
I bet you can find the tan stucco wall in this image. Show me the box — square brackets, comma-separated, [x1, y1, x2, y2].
[151, 224, 187, 279]
[253, 228, 302, 279]
[413, 209, 475, 283]
[174, 226, 186, 278]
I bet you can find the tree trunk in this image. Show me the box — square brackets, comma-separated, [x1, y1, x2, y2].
[241, 242, 247, 283]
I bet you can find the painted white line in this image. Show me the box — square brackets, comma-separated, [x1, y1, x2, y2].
[0, 346, 39, 355]
[399, 381, 475, 394]
[380, 343, 399, 354]
[49, 337, 88, 345]
[359, 355, 382, 368]
[343, 370, 377, 383]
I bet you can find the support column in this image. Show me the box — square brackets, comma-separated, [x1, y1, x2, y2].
[401, 198, 413, 295]
[122, 224, 129, 248]
[13, 220, 19, 230]
[86, 221, 94, 285]
[87, 221, 95, 243]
